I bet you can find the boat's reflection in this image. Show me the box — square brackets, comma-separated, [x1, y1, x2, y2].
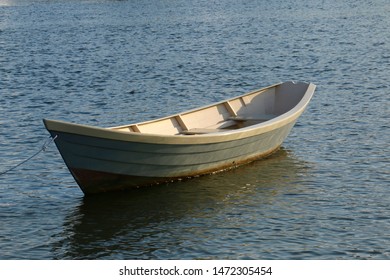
[52, 148, 312, 259]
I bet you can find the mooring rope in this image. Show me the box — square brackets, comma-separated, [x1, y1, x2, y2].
[0, 135, 58, 176]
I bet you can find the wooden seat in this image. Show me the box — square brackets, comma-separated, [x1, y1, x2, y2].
[181, 128, 228, 135]
[228, 114, 277, 122]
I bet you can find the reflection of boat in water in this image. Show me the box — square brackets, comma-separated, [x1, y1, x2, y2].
[51, 149, 311, 259]
[44, 81, 315, 194]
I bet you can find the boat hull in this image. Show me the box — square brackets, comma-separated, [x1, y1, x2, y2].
[47, 121, 295, 194]
[44, 81, 315, 194]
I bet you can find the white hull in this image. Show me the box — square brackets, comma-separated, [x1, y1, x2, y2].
[44, 81, 315, 194]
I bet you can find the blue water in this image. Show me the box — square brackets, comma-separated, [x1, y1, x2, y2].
[0, 0, 389, 259]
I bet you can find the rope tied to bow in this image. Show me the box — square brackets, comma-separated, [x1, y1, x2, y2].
[0, 135, 58, 176]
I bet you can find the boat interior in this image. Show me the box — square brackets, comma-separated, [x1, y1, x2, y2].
[111, 82, 307, 135]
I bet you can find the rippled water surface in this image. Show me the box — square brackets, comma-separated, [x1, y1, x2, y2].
[1, 0, 389, 259]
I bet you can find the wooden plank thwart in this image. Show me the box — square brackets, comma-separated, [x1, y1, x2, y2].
[228, 114, 277, 122]
[181, 128, 228, 135]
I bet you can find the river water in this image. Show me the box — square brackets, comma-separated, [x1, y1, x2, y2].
[0, 0, 389, 259]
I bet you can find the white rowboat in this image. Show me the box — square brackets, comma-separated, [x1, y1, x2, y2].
[43, 81, 316, 195]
